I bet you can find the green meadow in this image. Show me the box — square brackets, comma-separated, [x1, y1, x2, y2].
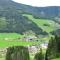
[23, 14, 58, 33]
[0, 33, 40, 47]
[0, 33, 22, 39]
[52, 58, 60, 60]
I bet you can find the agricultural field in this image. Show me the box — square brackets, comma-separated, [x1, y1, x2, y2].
[0, 32, 51, 47]
[0, 33, 40, 47]
[0, 33, 22, 40]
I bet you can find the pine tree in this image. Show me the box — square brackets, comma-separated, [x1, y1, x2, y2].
[6, 46, 30, 60]
[45, 35, 60, 60]
[34, 48, 44, 60]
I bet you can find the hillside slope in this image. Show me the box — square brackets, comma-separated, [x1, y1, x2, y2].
[0, 0, 60, 36]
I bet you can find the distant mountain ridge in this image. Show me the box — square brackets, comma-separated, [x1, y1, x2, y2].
[0, 0, 60, 18]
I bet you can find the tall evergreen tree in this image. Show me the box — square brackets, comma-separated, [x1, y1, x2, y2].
[6, 46, 30, 60]
[34, 48, 44, 60]
[45, 35, 60, 60]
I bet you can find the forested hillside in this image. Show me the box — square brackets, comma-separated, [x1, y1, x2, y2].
[0, 0, 60, 36]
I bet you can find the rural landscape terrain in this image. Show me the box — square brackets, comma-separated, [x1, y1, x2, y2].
[0, 0, 60, 60]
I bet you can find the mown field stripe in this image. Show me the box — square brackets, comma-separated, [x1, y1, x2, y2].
[0, 41, 38, 47]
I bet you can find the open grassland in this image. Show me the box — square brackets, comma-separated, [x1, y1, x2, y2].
[23, 14, 59, 33]
[0, 40, 39, 47]
[0, 33, 23, 39]
[52, 58, 60, 60]
[0, 33, 40, 47]
[0, 58, 5, 60]
[0, 32, 50, 47]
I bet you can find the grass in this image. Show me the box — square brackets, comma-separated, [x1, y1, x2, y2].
[23, 14, 57, 33]
[0, 33, 40, 47]
[0, 58, 5, 60]
[0, 33, 23, 39]
[0, 32, 50, 47]
[0, 40, 39, 47]
[52, 58, 60, 60]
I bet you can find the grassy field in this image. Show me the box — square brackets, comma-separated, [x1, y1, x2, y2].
[52, 58, 60, 60]
[0, 33, 23, 39]
[0, 40, 39, 47]
[0, 58, 5, 60]
[23, 14, 59, 33]
[0, 32, 50, 47]
[0, 33, 40, 47]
